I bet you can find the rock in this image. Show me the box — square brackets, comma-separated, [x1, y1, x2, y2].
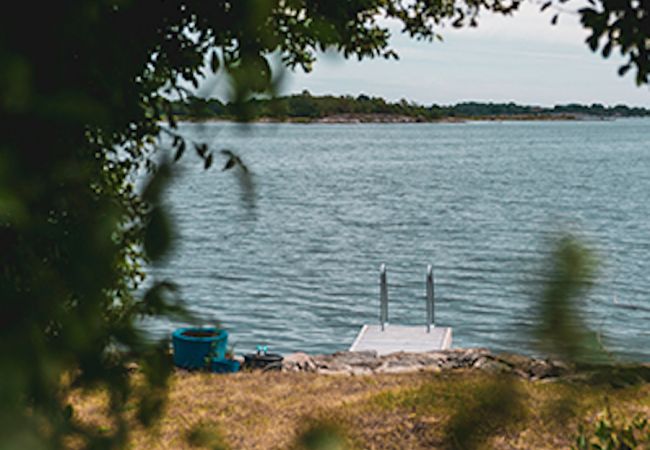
[280, 348, 571, 380]
[425, 351, 450, 361]
[378, 364, 425, 374]
[474, 358, 513, 374]
[471, 355, 495, 369]
[282, 352, 316, 372]
[527, 359, 565, 380]
[320, 362, 353, 372]
[317, 368, 352, 376]
[379, 356, 422, 372]
[497, 352, 536, 368]
[330, 351, 380, 366]
[459, 348, 491, 366]
[349, 366, 374, 376]
[311, 351, 382, 373]
[491, 353, 570, 380]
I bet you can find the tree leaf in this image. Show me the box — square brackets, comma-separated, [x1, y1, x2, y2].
[174, 139, 185, 162]
[210, 51, 220, 73]
[204, 152, 213, 170]
[602, 41, 612, 58]
[144, 207, 173, 263]
[195, 143, 207, 157]
[587, 34, 599, 52]
[143, 207, 172, 262]
[223, 158, 235, 171]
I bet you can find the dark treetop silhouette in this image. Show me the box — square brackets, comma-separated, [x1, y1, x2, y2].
[171, 93, 650, 121]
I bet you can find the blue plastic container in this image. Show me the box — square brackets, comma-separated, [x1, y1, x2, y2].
[210, 358, 241, 374]
[172, 327, 228, 370]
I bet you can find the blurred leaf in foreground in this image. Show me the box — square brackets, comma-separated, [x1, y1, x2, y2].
[185, 423, 229, 450]
[297, 420, 348, 450]
[534, 235, 609, 365]
[444, 375, 524, 450]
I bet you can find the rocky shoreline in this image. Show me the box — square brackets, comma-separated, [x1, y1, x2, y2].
[281, 348, 570, 381]
[307, 113, 581, 123]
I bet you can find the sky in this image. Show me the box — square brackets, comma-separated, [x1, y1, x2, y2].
[199, 2, 650, 107]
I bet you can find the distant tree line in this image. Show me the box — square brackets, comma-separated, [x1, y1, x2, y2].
[171, 91, 650, 121]
[450, 101, 650, 118]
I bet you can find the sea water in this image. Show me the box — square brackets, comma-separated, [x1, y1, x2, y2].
[148, 119, 650, 360]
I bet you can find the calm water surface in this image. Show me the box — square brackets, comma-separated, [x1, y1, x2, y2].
[149, 119, 650, 360]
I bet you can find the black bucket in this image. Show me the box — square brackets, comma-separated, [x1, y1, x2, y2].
[243, 353, 283, 371]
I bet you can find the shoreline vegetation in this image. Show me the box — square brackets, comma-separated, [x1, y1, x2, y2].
[172, 91, 650, 124]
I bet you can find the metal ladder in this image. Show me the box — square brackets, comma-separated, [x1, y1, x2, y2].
[379, 263, 435, 333]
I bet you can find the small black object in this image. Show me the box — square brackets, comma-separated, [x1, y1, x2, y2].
[243, 353, 283, 371]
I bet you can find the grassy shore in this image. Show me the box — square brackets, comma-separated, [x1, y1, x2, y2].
[70, 368, 650, 449]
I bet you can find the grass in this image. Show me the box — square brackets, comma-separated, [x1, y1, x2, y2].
[69, 369, 650, 449]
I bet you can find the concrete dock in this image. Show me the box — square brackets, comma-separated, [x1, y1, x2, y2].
[349, 324, 452, 355]
[349, 264, 453, 355]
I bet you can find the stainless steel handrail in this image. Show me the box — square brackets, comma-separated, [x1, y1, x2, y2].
[379, 263, 388, 331]
[426, 264, 434, 333]
[379, 264, 436, 332]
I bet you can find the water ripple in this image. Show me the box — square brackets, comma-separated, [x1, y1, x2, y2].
[146, 119, 650, 361]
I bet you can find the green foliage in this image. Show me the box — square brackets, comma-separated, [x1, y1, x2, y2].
[1, 0, 649, 448]
[185, 423, 229, 450]
[1, 1, 529, 449]
[581, 365, 650, 389]
[552, 103, 650, 117]
[445, 376, 525, 450]
[172, 95, 650, 121]
[542, 1, 650, 85]
[573, 407, 650, 450]
[371, 373, 527, 449]
[450, 102, 650, 118]
[172, 92, 443, 121]
[533, 236, 609, 365]
[297, 421, 348, 450]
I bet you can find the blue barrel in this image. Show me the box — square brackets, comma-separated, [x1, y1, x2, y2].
[172, 327, 228, 370]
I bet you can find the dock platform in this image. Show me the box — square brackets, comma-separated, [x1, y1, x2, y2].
[349, 264, 453, 355]
[349, 324, 452, 355]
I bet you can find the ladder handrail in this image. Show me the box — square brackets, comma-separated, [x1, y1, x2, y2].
[426, 264, 434, 333]
[378, 264, 436, 333]
[379, 263, 388, 330]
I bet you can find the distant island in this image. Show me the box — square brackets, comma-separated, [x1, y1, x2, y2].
[172, 91, 650, 123]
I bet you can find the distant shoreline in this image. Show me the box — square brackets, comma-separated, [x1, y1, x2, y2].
[177, 112, 619, 124]
[172, 93, 649, 124]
